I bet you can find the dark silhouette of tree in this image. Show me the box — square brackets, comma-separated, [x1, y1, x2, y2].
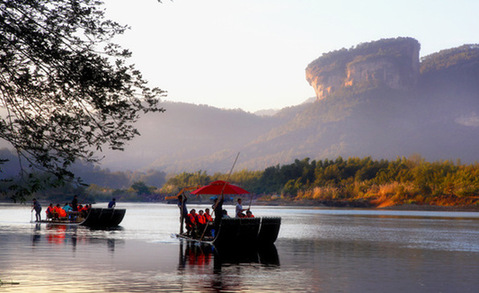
[0, 0, 165, 200]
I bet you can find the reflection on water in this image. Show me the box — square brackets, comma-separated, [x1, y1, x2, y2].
[30, 223, 124, 253]
[178, 241, 279, 272]
[1, 203, 479, 292]
[175, 241, 280, 292]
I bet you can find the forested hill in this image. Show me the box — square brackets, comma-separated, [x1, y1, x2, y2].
[2, 38, 479, 177]
[97, 38, 479, 174]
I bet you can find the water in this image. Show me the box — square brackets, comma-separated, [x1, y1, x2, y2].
[1, 203, 479, 292]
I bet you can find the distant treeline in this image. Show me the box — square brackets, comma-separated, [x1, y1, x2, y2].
[0, 148, 166, 202]
[3, 153, 479, 208]
[163, 156, 479, 208]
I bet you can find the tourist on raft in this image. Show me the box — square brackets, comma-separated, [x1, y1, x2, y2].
[204, 208, 213, 222]
[53, 204, 67, 219]
[196, 210, 207, 236]
[186, 209, 198, 237]
[235, 198, 246, 218]
[63, 203, 72, 213]
[46, 203, 54, 219]
[222, 209, 230, 218]
[32, 198, 42, 222]
[108, 198, 116, 208]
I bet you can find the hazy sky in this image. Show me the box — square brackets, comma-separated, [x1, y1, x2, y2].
[103, 0, 478, 112]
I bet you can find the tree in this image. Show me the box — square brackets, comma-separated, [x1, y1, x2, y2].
[0, 0, 165, 200]
[130, 181, 151, 196]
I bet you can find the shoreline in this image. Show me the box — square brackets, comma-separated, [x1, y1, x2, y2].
[2, 200, 479, 212]
[253, 200, 479, 212]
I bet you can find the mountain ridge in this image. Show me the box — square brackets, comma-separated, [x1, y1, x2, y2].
[2, 37, 479, 176]
[97, 37, 479, 173]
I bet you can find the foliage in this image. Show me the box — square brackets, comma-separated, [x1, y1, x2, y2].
[420, 44, 479, 74]
[0, 0, 165, 200]
[165, 156, 479, 208]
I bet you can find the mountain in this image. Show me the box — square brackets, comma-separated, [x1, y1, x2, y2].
[2, 37, 479, 176]
[100, 37, 478, 173]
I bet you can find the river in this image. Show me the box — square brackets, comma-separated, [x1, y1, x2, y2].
[1, 202, 479, 292]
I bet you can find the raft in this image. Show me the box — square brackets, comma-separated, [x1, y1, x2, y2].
[80, 208, 126, 227]
[34, 208, 126, 228]
[177, 216, 281, 247]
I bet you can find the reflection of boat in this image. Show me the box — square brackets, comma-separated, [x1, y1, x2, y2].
[214, 243, 280, 266]
[177, 217, 281, 246]
[35, 208, 126, 228]
[178, 240, 279, 269]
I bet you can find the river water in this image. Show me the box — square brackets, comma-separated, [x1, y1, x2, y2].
[1, 202, 479, 292]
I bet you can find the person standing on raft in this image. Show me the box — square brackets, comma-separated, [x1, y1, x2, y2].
[32, 198, 42, 222]
[178, 194, 188, 234]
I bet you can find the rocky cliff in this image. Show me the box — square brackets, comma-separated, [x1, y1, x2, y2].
[306, 37, 420, 100]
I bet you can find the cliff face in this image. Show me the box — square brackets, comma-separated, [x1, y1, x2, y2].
[30, 40, 478, 174]
[306, 37, 420, 100]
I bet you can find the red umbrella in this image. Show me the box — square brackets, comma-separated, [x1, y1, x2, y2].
[190, 180, 250, 195]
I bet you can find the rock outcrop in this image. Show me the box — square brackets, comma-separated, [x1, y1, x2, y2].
[306, 37, 420, 100]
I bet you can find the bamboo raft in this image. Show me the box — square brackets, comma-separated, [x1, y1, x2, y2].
[35, 208, 126, 228]
[177, 217, 281, 247]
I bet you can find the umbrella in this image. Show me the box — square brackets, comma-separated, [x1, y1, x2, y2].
[191, 180, 250, 195]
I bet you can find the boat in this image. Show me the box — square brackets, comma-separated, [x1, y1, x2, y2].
[34, 208, 126, 228]
[175, 170, 281, 247]
[176, 216, 281, 247]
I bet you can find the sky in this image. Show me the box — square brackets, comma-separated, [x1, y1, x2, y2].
[103, 0, 479, 112]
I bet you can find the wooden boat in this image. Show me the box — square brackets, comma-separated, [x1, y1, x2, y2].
[177, 216, 281, 247]
[34, 208, 126, 228]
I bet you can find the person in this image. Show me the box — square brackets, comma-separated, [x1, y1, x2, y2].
[108, 198, 116, 208]
[213, 195, 224, 229]
[63, 203, 74, 221]
[185, 209, 197, 237]
[54, 204, 67, 219]
[79, 204, 88, 218]
[202, 208, 214, 238]
[63, 203, 72, 213]
[59, 204, 67, 218]
[46, 203, 54, 219]
[246, 210, 254, 218]
[222, 209, 230, 218]
[204, 208, 213, 222]
[71, 195, 78, 211]
[235, 198, 246, 218]
[196, 210, 207, 236]
[32, 198, 42, 222]
[178, 195, 188, 234]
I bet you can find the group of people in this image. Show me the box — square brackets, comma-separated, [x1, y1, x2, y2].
[31, 195, 91, 222]
[185, 208, 214, 237]
[178, 195, 254, 238]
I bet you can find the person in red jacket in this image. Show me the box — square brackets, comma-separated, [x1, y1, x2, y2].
[53, 204, 67, 219]
[204, 208, 213, 222]
[46, 203, 54, 220]
[196, 210, 207, 236]
[185, 209, 197, 237]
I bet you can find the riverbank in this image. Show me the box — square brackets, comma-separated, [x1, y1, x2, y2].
[254, 198, 479, 212]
